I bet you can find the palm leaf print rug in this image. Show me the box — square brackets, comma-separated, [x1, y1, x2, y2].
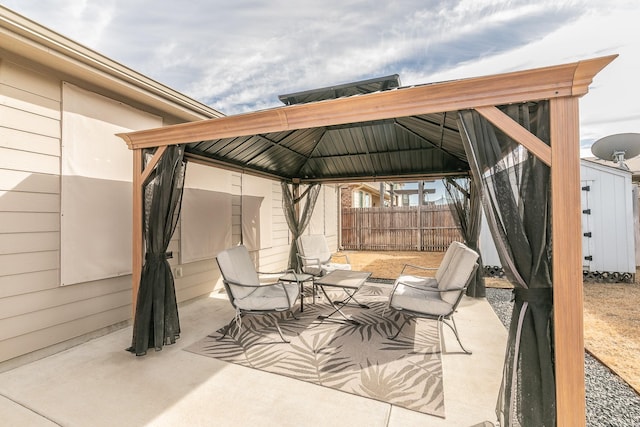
[185, 283, 445, 417]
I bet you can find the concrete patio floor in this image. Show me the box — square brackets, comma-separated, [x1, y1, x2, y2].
[0, 289, 507, 427]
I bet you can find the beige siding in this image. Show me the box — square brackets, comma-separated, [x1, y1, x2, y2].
[0, 270, 59, 299]
[0, 59, 214, 365]
[0, 57, 341, 366]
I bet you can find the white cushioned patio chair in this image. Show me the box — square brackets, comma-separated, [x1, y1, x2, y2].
[216, 245, 300, 343]
[387, 241, 479, 354]
[296, 234, 351, 277]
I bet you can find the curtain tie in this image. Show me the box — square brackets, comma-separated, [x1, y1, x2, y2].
[513, 287, 552, 304]
[145, 251, 172, 262]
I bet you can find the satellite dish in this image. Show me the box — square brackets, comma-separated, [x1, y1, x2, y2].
[591, 133, 640, 170]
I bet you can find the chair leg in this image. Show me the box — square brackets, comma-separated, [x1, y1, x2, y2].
[218, 310, 295, 344]
[217, 314, 241, 341]
[441, 316, 472, 354]
[388, 315, 413, 340]
[272, 316, 290, 343]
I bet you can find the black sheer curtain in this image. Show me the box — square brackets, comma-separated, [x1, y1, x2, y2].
[458, 102, 555, 427]
[444, 177, 485, 297]
[127, 145, 186, 356]
[281, 182, 321, 272]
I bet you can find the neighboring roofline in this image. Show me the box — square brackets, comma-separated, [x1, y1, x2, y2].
[581, 157, 634, 177]
[347, 183, 391, 200]
[0, 6, 223, 122]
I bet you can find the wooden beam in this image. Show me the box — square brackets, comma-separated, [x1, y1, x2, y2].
[550, 96, 586, 426]
[184, 151, 287, 182]
[140, 145, 167, 186]
[474, 106, 552, 166]
[117, 55, 617, 150]
[132, 149, 143, 318]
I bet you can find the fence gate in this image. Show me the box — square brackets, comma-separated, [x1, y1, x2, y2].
[341, 205, 462, 251]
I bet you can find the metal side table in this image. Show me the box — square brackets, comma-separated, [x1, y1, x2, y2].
[279, 272, 315, 312]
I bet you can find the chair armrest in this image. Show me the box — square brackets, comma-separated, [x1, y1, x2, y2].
[257, 269, 295, 284]
[331, 253, 350, 264]
[395, 280, 465, 294]
[225, 279, 296, 307]
[400, 264, 437, 275]
[297, 254, 321, 266]
[257, 268, 295, 277]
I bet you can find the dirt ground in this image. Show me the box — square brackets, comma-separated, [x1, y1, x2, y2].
[341, 250, 640, 394]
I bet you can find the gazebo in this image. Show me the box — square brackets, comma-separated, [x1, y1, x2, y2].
[118, 55, 617, 426]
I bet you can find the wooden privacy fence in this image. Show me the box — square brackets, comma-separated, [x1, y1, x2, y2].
[341, 205, 463, 251]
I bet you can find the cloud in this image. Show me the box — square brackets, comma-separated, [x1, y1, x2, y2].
[3, 0, 638, 146]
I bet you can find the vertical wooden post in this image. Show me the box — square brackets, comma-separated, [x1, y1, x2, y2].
[550, 96, 586, 426]
[132, 148, 143, 318]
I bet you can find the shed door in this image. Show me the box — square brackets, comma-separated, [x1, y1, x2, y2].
[581, 180, 594, 271]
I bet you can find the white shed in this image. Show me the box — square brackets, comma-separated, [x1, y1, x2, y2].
[580, 159, 636, 279]
[480, 159, 637, 280]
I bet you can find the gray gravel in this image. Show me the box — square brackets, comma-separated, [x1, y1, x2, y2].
[485, 288, 640, 427]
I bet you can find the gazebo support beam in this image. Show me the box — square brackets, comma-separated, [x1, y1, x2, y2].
[132, 149, 143, 317]
[550, 96, 586, 426]
[475, 106, 551, 166]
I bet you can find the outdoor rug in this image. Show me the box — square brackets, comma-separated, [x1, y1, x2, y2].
[185, 283, 445, 417]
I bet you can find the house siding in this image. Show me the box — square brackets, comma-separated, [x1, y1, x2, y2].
[0, 59, 136, 363]
[0, 57, 341, 366]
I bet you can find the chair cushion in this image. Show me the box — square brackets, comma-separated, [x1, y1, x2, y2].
[321, 262, 352, 273]
[389, 283, 453, 316]
[216, 246, 260, 299]
[435, 241, 465, 283]
[298, 235, 332, 264]
[396, 274, 438, 288]
[437, 244, 479, 305]
[233, 282, 300, 311]
[302, 265, 323, 276]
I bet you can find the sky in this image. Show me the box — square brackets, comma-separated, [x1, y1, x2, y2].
[2, 0, 639, 157]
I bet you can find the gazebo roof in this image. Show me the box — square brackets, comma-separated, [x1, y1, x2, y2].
[118, 55, 614, 184]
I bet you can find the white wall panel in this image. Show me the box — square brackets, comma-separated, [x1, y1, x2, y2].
[180, 164, 232, 263]
[241, 174, 272, 250]
[60, 83, 162, 285]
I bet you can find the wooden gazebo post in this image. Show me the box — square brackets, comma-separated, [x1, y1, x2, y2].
[475, 101, 584, 425]
[550, 96, 586, 425]
[132, 149, 142, 317]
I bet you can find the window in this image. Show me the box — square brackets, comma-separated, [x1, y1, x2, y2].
[353, 190, 363, 208]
